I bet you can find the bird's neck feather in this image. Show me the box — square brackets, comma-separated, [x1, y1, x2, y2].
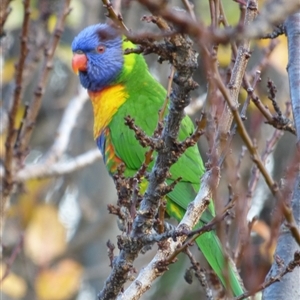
[89, 84, 128, 139]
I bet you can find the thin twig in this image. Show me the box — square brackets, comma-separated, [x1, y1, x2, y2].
[165, 200, 230, 263]
[2, 0, 31, 234]
[235, 251, 300, 300]
[0, 234, 24, 282]
[185, 248, 213, 300]
[102, 0, 128, 31]
[217, 0, 258, 139]
[181, 0, 196, 21]
[159, 66, 175, 122]
[285, 10, 300, 143]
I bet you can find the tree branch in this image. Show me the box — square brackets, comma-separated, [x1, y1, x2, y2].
[285, 10, 300, 145]
[237, 251, 300, 300]
[217, 0, 258, 138]
[3, 0, 30, 192]
[262, 9, 300, 299]
[2, 0, 31, 237]
[17, 0, 71, 158]
[44, 87, 88, 163]
[16, 149, 102, 181]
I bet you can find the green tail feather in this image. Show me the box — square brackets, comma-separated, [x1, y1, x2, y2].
[166, 199, 244, 297]
[195, 230, 244, 297]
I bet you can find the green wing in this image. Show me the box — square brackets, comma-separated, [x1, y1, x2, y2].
[109, 79, 164, 174]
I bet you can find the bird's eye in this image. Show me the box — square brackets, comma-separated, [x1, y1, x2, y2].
[75, 49, 84, 54]
[96, 45, 106, 54]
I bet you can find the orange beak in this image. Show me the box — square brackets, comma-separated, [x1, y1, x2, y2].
[72, 53, 88, 74]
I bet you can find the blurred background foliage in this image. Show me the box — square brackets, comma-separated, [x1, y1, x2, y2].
[1, 0, 295, 299]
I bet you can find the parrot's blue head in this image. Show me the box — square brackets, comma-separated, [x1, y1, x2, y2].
[71, 24, 123, 91]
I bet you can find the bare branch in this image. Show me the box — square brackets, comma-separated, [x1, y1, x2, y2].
[237, 251, 300, 300]
[185, 248, 213, 300]
[17, 0, 72, 157]
[16, 149, 102, 181]
[285, 10, 300, 144]
[217, 0, 258, 137]
[3, 0, 30, 207]
[102, 0, 128, 31]
[244, 0, 300, 40]
[45, 87, 88, 163]
[262, 10, 300, 299]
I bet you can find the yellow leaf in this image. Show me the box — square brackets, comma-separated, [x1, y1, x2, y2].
[257, 37, 271, 48]
[35, 259, 83, 300]
[24, 204, 67, 265]
[0, 264, 27, 299]
[8, 178, 52, 227]
[48, 14, 57, 33]
[258, 36, 288, 73]
[217, 44, 232, 67]
[268, 36, 288, 73]
[2, 59, 15, 84]
[0, 103, 24, 129]
[0, 133, 6, 158]
[0, 103, 26, 160]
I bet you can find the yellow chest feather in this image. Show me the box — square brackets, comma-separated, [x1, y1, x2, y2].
[88, 85, 128, 139]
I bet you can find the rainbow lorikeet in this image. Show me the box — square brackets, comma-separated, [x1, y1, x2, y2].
[71, 23, 244, 296]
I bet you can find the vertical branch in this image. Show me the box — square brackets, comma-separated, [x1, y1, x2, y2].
[17, 0, 71, 158]
[44, 87, 88, 163]
[285, 11, 300, 146]
[2, 0, 31, 229]
[181, 0, 196, 21]
[2, 0, 71, 240]
[218, 0, 258, 137]
[97, 2, 200, 300]
[263, 9, 300, 300]
[102, 0, 128, 30]
[262, 173, 300, 300]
